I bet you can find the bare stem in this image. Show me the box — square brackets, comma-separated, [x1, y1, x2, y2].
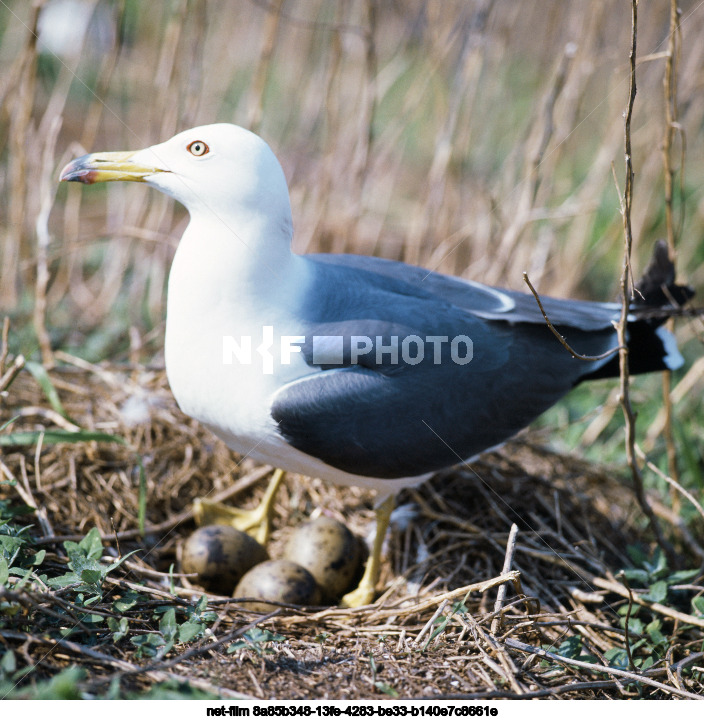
[661, 0, 684, 508]
[523, 272, 623, 361]
[617, 0, 675, 565]
[491, 523, 519, 635]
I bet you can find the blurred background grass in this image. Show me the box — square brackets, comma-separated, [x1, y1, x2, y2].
[0, 0, 702, 495]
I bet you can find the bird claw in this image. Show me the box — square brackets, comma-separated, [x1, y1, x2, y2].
[192, 469, 286, 546]
[192, 498, 272, 545]
[340, 582, 377, 608]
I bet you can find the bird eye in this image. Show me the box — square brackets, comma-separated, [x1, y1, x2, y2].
[187, 140, 209, 157]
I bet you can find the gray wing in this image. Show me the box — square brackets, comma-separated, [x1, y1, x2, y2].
[271, 257, 619, 478]
[310, 253, 622, 331]
[271, 322, 617, 478]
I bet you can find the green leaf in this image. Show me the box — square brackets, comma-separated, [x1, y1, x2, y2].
[374, 681, 399, 698]
[77, 527, 104, 560]
[107, 616, 129, 642]
[621, 568, 649, 586]
[107, 677, 121, 700]
[640, 655, 657, 671]
[0, 555, 8, 585]
[227, 641, 252, 654]
[0, 534, 24, 559]
[0, 501, 35, 522]
[131, 632, 165, 658]
[692, 596, 704, 616]
[105, 548, 139, 574]
[646, 547, 669, 578]
[427, 614, 450, 645]
[157, 607, 178, 657]
[604, 647, 629, 670]
[65, 552, 103, 580]
[626, 544, 649, 567]
[1, 649, 16, 676]
[32, 666, 84, 700]
[666, 568, 699, 584]
[137, 458, 147, 536]
[556, 636, 583, 659]
[113, 590, 143, 613]
[247, 628, 285, 644]
[81, 568, 103, 586]
[46, 571, 81, 589]
[622, 616, 644, 635]
[23, 361, 71, 420]
[646, 619, 667, 648]
[12, 566, 35, 590]
[629, 638, 648, 654]
[195, 594, 209, 614]
[29, 549, 46, 566]
[160, 607, 177, 635]
[643, 580, 668, 603]
[227, 627, 285, 655]
[177, 621, 204, 644]
[0, 429, 127, 447]
[0, 416, 20, 433]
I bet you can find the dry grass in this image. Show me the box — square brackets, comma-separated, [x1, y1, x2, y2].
[1, 361, 704, 699]
[1, 0, 704, 701]
[1, 1, 704, 326]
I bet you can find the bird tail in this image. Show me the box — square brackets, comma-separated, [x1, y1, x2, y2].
[582, 240, 694, 380]
[631, 239, 695, 316]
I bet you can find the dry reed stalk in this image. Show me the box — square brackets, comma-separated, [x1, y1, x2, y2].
[0, 317, 9, 376]
[340, 0, 377, 251]
[33, 115, 63, 367]
[505, 637, 703, 700]
[646, 355, 704, 442]
[636, 443, 704, 525]
[0, 1, 695, 333]
[661, 0, 685, 511]
[615, 0, 675, 566]
[247, 0, 285, 133]
[407, 3, 490, 268]
[1, 2, 40, 310]
[492, 41, 574, 283]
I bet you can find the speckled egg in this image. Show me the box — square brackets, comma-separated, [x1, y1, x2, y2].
[283, 516, 365, 599]
[181, 525, 268, 595]
[234, 559, 321, 612]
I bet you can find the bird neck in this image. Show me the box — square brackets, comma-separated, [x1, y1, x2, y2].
[167, 211, 303, 321]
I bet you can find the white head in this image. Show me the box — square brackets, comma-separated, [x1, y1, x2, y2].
[60, 123, 293, 240]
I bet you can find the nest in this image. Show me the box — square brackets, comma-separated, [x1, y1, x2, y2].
[1, 357, 703, 700]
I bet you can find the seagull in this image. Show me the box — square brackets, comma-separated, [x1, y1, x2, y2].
[60, 123, 691, 606]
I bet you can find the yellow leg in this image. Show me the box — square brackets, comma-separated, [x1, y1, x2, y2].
[192, 468, 285, 545]
[341, 494, 395, 608]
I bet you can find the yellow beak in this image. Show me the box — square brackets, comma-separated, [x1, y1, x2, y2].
[59, 150, 167, 185]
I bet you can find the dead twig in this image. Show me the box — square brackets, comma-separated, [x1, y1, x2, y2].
[616, 571, 636, 672]
[504, 638, 703, 699]
[523, 273, 622, 361]
[0, 354, 25, 396]
[491, 523, 519, 635]
[661, 0, 686, 511]
[636, 444, 704, 525]
[614, 0, 676, 567]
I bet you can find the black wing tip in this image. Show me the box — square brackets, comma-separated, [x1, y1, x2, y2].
[634, 239, 695, 309]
